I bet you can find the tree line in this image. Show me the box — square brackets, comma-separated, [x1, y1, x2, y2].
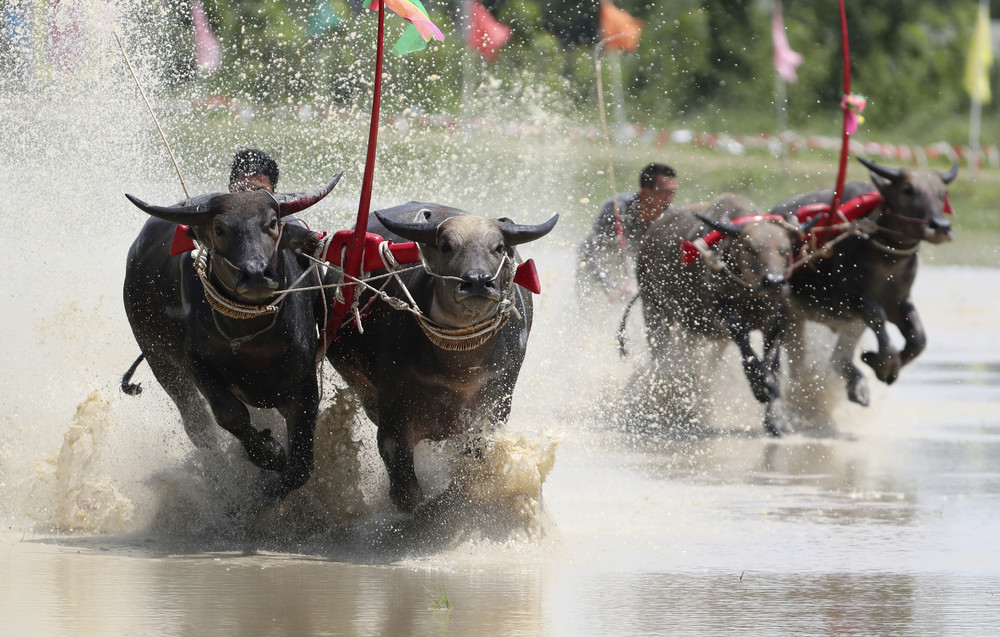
[26, 0, 994, 140]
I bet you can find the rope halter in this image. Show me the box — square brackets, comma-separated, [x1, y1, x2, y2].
[414, 249, 520, 351]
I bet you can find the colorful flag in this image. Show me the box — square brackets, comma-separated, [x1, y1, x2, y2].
[467, 0, 511, 63]
[964, 2, 994, 104]
[599, 1, 641, 53]
[191, 0, 220, 72]
[368, 0, 445, 55]
[771, 1, 802, 84]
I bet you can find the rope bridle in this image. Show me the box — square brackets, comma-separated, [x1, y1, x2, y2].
[693, 217, 803, 290]
[302, 237, 522, 351]
[192, 223, 329, 352]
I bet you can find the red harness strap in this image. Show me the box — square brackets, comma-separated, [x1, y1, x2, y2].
[679, 214, 787, 266]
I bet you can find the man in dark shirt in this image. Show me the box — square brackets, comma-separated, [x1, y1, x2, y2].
[576, 163, 678, 301]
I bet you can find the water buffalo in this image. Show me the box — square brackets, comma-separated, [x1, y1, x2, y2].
[122, 173, 342, 500]
[634, 193, 816, 435]
[325, 202, 558, 512]
[770, 157, 958, 405]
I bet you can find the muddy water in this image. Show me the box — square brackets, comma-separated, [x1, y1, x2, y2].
[3, 18, 1000, 636]
[3, 255, 999, 635]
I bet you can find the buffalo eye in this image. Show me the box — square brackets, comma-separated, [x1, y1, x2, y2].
[439, 239, 452, 254]
[268, 218, 278, 231]
[494, 243, 505, 254]
[902, 183, 915, 196]
[214, 224, 226, 237]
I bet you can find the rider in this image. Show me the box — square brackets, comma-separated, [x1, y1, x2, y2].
[576, 163, 678, 301]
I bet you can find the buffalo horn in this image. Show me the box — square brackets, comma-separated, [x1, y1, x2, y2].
[857, 156, 902, 181]
[499, 214, 559, 246]
[272, 170, 344, 218]
[940, 162, 959, 184]
[374, 210, 440, 245]
[799, 211, 823, 234]
[124, 193, 219, 226]
[695, 213, 741, 237]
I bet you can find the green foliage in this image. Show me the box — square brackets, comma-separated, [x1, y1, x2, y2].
[138, 0, 996, 144]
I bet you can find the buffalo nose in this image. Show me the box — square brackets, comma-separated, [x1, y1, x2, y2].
[929, 217, 952, 234]
[760, 273, 790, 296]
[236, 261, 280, 294]
[458, 270, 498, 295]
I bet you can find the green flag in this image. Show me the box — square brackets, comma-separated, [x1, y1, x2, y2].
[308, 0, 342, 40]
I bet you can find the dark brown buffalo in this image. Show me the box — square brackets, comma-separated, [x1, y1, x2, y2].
[325, 202, 558, 512]
[770, 157, 958, 405]
[635, 194, 815, 434]
[122, 174, 342, 500]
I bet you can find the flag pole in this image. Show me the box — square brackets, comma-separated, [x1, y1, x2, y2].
[594, 37, 626, 248]
[969, 94, 982, 177]
[775, 73, 789, 169]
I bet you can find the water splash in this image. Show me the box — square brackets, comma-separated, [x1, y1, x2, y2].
[28, 392, 135, 534]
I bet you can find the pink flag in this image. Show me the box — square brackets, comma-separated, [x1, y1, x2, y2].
[191, 0, 220, 72]
[467, 0, 511, 63]
[771, 1, 802, 84]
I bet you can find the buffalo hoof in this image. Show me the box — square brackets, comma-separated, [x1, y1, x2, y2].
[846, 376, 870, 407]
[246, 428, 287, 472]
[764, 400, 793, 437]
[861, 350, 901, 385]
[744, 360, 777, 403]
[390, 480, 424, 515]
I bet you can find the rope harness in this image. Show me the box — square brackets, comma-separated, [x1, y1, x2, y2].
[302, 237, 522, 351]
[688, 217, 804, 290]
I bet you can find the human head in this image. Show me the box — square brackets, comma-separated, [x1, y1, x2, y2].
[229, 148, 279, 193]
[637, 163, 677, 222]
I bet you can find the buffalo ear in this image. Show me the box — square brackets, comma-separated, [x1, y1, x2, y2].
[280, 223, 322, 255]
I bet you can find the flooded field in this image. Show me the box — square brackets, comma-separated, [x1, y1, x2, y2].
[2, 21, 1000, 635]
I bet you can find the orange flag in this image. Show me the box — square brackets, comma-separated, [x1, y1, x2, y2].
[599, 1, 641, 52]
[467, 0, 511, 63]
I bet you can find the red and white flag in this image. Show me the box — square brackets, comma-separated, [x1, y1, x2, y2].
[771, 1, 802, 84]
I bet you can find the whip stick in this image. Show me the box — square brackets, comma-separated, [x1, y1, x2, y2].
[114, 30, 190, 201]
[830, 0, 851, 213]
[594, 38, 626, 248]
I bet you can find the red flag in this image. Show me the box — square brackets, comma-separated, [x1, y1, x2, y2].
[191, 0, 221, 72]
[466, 0, 511, 63]
[599, 1, 641, 53]
[771, 1, 802, 84]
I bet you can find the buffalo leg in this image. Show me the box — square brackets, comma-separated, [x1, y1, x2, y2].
[143, 355, 218, 449]
[895, 300, 926, 369]
[376, 412, 422, 513]
[858, 299, 902, 384]
[721, 307, 775, 403]
[274, 386, 319, 496]
[830, 322, 870, 406]
[192, 363, 288, 473]
[761, 316, 792, 436]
